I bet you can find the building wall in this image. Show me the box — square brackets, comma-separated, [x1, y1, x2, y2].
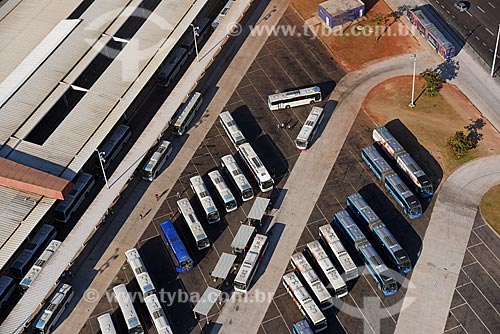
[318, 3, 366, 29]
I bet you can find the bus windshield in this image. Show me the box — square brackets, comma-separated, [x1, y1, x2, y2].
[261, 179, 274, 191]
[234, 281, 246, 291]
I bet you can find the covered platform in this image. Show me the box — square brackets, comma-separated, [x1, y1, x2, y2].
[210, 252, 237, 284]
[247, 197, 270, 226]
[193, 287, 222, 320]
[231, 225, 256, 254]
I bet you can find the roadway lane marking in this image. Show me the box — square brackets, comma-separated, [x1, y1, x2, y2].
[488, 2, 496, 9]
[486, 28, 495, 36]
[477, 6, 485, 13]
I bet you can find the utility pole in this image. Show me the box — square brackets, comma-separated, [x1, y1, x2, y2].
[191, 24, 200, 62]
[409, 54, 417, 108]
[95, 149, 109, 189]
[491, 24, 500, 77]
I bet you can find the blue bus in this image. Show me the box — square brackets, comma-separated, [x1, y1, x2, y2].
[347, 193, 411, 274]
[333, 210, 398, 296]
[160, 220, 194, 272]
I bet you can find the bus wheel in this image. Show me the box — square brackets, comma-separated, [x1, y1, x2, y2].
[285, 105, 291, 109]
[310, 100, 315, 104]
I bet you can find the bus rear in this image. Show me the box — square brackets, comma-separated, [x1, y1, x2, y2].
[160, 220, 194, 272]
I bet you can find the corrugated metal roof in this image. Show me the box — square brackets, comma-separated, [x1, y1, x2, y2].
[211, 253, 236, 280]
[193, 287, 221, 317]
[248, 197, 270, 221]
[231, 225, 256, 252]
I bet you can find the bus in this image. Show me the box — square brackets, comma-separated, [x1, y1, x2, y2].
[268, 86, 322, 111]
[142, 140, 172, 181]
[333, 211, 398, 296]
[219, 111, 246, 147]
[372, 126, 433, 197]
[282, 272, 327, 333]
[221, 154, 254, 201]
[136, 272, 156, 297]
[32, 283, 74, 334]
[0, 276, 15, 309]
[157, 47, 188, 87]
[234, 234, 268, 293]
[318, 224, 358, 281]
[160, 220, 194, 272]
[361, 145, 393, 182]
[170, 91, 203, 135]
[293, 320, 314, 334]
[181, 17, 210, 55]
[347, 193, 411, 274]
[212, 0, 234, 29]
[237, 143, 274, 192]
[55, 172, 95, 222]
[295, 107, 324, 150]
[99, 125, 131, 170]
[189, 175, 220, 224]
[97, 313, 117, 334]
[20, 240, 62, 292]
[291, 252, 334, 310]
[113, 284, 144, 334]
[10, 224, 56, 279]
[177, 198, 210, 250]
[305, 240, 347, 298]
[208, 170, 237, 212]
[144, 294, 173, 334]
[124, 248, 156, 296]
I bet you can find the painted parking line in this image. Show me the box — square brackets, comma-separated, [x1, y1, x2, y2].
[488, 2, 496, 9]
[467, 11, 473, 17]
[486, 28, 495, 36]
[477, 6, 485, 13]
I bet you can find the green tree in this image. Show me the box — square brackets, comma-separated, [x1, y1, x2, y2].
[420, 68, 443, 96]
[447, 131, 472, 158]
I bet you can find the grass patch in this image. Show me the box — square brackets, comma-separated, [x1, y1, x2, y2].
[481, 185, 500, 236]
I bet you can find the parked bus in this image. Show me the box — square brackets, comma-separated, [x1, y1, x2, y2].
[291, 252, 334, 310]
[361, 145, 393, 182]
[189, 175, 220, 223]
[293, 320, 314, 334]
[318, 224, 358, 281]
[347, 193, 411, 274]
[55, 172, 95, 222]
[10, 224, 56, 279]
[0, 276, 15, 309]
[20, 240, 62, 292]
[282, 272, 327, 333]
[234, 234, 268, 292]
[268, 86, 322, 111]
[219, 111, 246, 147]
[334, 211, 398, 296]
[157, 47, 188, 87]
[97, 313, 117, 334]
[113, 284, 144, 334]
[144, 294, 173, 334]
[32, 283, 74, 334]
[125, 248, 146, 276]
[208, 170, 238, 212]
[237, 142, 274, 192]
[142, 140, 172, 181]
[160, 220, 194, 272]
[221, 154, 254, 201]
[305, 240, 347, 298]
[177, 198, 210, 250]
[212, 0, 234, 29]
[170, 91, 203, 135]
[181, 17, 210, 55]
[99, 125, 131, 170]
[295, 107, 324, 150]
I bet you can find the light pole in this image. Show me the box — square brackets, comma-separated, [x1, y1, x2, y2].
[491, 24, 500, 77]
[95, 149, 109, 189]
[409, 54, 417, 108]
[191, 24, 200, 62]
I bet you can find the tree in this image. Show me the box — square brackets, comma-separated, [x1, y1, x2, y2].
[420, 68, 443, 96]
[447, 119, 484, 158]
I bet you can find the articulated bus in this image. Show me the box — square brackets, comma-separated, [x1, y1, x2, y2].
[20, 240, 62, 292]
[99, 125, 131, 170]
[234, 234, 268, 293]
[373, 126, 433, 197]
[347, 193, 411, 274]
[55, 172, 95, 223]
[219, 111, 246, 147]
[157, 47, 188, 87]
[291, 252, 334, 310]
[295, 107, 324, 150]
[282, 272, 327, 333]
[0, 276, 15, 309]
[170, 91, 203, 135]
[32, 283, 74, 334]
[305, 240, 347, 298]
[237, 143, 274, 192]
[189, 175, 220, 223]
[177, 198, 210, 250]
[142, 140, 172, 181]
[113, 284, 144, 334]
[318, 225, 358, 281]
[361, 145, 393, 182]
[334, 211, 398, 296]
[160, 220, 194, 272]
[208, 170, 238, 212]
[144, 294, 174, 334]
[268, 86, 322, 111]
[221, 154, 254, 201]
[97, 313, 117, 334]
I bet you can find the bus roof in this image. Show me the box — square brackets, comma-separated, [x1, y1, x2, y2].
[268, 86, 321, 103]
[177, 198, 207, 241]
[55, 173, 93, 212]
[190, 175, 218, 213]
[144, 140, 171, 173]
[35, 284, 72, 330]
[172, 92, 202, 127]
[238, 143, 272, 182]
[373, 126, 405, 157]
[160, 220, 191, 262]
[296, 106, 323, 142]
[347, 193, 381, 226]
[362, 145, 393, 174]
[221, 155, 252, 190]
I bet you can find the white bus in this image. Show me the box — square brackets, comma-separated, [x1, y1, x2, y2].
[0, 276, 15, 309]
[142, 140, 173, 181]
[189, 175, 220, 224]
[291, 252, 333, 310]
[282, 272, 327, 333]
[295, 107, 324, 150]
[124, 248, 156, 296]
[144, 294, 174, 334]
[113, 284, 144, 334]
[237, 143, 274, 192]
[208, 170, 237, 212]
[221, 154, 254, 201]
[177, 198, 210, 250]
[306, 240, 347, 298]
[32, 283, 74, 334]
[20, 240, 62, 292]
[319, 224, 358, 281]
[136, 272, 156, 297]
[268, 86, 322, 111]
[97, 313, 117, 334]
[212, 0, 234, 28]
[219, 111, 246, 147]
[234, 234, 268, 293]
[99, 125, 132, 170]
[55, 172, 95, 222]
[170, 91, 203, 135]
